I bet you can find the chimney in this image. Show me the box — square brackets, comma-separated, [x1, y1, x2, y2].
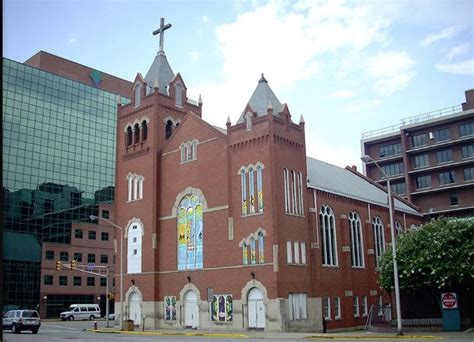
[462, 89, 474, 111]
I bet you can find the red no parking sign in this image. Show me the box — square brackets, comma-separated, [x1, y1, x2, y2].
[441, 292, 458, 309]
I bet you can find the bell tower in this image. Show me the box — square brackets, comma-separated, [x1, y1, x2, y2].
[114, 17, 202, 325]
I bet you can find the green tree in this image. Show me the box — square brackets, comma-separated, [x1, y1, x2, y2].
[377, 217, 474, 292]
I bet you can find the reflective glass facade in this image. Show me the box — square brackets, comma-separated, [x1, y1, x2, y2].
[2, 57, 129, 309]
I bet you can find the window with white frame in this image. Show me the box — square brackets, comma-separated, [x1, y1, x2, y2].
[286, 241, 307, 265]
[245, 112, 252, 131]
[239, 163, 264, 215]
[134, 83, 141, 107]
[127, 173, 144, 202]
[349, 211, 364, 268]
[127, 221, 143, 274]
[283, 168, 304, 216]
[320, 205, 338, 266]
[180, 140, 198, 163]
[288, 293, 308, 320]
[372, 216, 385, 260]
[334, 297, 341, 319]
[323, 297, 331, 320]
[353, 296, 360, 317]
[362, 296, 368, 316]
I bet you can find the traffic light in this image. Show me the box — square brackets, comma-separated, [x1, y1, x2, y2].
[71, 259, 78, 270]
[56, 261, 61, 271]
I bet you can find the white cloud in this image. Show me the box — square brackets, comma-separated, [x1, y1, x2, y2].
[446, 43, 471, 61]
[436, 59, 474, 75]
[344, 99, 382, 113]
[328, 90, 355, 99]
[188, 51, 201, 63]
[68, 36, 78, 44]
[421, 26, 463, 46]
[366, 51, 416, 95]
[193, 0, 390, 126]
[202, 15, 209, 23]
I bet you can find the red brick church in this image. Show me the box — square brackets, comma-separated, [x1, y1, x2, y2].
[112, 19, 423, 332]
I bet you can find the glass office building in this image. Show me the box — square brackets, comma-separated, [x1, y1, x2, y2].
[2, 57, 129, 310]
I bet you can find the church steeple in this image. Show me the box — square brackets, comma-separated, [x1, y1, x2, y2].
[236, 74, 283, 124]
[144, 17, 175, 95]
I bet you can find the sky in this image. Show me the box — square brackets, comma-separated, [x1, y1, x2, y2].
[3, 0, 474, 169]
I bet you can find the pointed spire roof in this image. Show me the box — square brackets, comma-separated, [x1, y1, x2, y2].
[237, 74, 283, 124]
[144, 52, 175, 95]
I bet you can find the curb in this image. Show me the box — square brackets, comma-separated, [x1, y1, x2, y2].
[87, 329, 249, 338]
[303, 335, 443, 340]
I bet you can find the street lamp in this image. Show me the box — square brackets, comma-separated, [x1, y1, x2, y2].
[361, 155, 402, 335]
[90, 214, 124, 331]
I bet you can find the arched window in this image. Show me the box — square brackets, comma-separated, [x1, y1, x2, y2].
[134, 123, 140, 144]
[349, 211, 364, 268]
[241, 241, 248, 265]
[256, 165, 264, 213]
[248, 166, 255, 214]
[134, 83, 141, 107]
[175, 83, 183, 107]
[245, 112, 252, 131]
[127, 221, 143, 274]
[395, 221, 403, 236]
[250, 238, 256, 264]
[283, 168, 289, 213]
[372, 216, 385, 260]
[126, 126, 133, 147]
[165, 120, 173, 139]
[127, 173, 144, 201]
[177, 194, 203, 270]
[319, 204, 337, 266]
[258, 231, 264, 264]
[240, 169, 247, 215]
[141, 120, 148, 141]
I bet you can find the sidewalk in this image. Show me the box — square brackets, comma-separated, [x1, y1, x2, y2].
[87, 326, 473, 339]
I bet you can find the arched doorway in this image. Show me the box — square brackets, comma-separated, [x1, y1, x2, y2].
[248, 287, 265, 329]
[129, 291, 141, 325]
[184, 290, 199, 328]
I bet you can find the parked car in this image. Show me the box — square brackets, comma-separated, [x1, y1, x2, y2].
[60, 304, 101, 321]
[3, 309, 41, 334]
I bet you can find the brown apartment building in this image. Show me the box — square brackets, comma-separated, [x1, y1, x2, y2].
[361, 89, 474, 218]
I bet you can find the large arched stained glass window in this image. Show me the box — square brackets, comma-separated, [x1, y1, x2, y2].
[177, 195, 203, 270]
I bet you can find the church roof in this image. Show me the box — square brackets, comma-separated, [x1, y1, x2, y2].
[306, 157, 420, 215]
[237, 74, 283, 123]
[144, 52, 175, 95]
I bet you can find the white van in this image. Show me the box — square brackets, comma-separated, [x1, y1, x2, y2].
[60, 304, 101, 321]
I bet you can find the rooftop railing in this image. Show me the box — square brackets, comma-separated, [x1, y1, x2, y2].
[361, 104, 463, 140]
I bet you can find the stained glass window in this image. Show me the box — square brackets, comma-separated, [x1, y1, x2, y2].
[256, 165, 263, 213]
[177, 195, 203, 270]
[258, 232, 264, 264]
[211, 295, 233, 321]
[164, 296, 177, 321]
[241, 171, 247, 215]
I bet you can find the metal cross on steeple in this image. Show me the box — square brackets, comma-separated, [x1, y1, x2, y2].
[152, 17, 172, 54]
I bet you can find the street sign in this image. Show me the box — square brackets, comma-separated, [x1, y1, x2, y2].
[441, 292, 458, 309]
[207, 288, 214, 302]
[87, 263, 96, 271]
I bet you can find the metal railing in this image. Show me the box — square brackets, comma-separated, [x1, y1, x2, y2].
[361, 104, 463, 140]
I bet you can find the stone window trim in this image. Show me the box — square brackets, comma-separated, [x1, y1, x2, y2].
[283, 168, 304, 216]
[180, 139, 199, 163]
[124, 116, 150, 147]
[238, 162, 265, 216]
[171, 187, 208, 217]
[239, 228, 266, 265]
[348, 211, 365, 268]
[127, 173, 145, 202]
[320, 204, 338, 267]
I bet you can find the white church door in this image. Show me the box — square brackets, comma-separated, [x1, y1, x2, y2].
[248, 288, 265, 329]
[129, 291, 141, 325]
[184, 291, 199, 329]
